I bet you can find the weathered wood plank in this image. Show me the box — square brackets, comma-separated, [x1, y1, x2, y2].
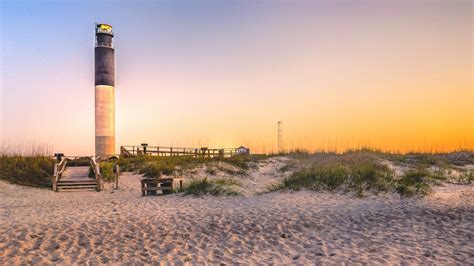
[141, 187, 173, 191]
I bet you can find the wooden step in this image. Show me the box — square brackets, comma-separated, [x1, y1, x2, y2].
[57, 188, 97, 192]
[57, 185, 98, 190]
[58, 181, 97, 185]
[57, 184, 97, 187]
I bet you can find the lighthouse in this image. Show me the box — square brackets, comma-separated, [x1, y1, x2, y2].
[95, 23, 115, 156]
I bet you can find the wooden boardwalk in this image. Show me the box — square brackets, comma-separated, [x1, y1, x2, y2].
[62, 166, 91, 180]
[121, 145, 241, 158]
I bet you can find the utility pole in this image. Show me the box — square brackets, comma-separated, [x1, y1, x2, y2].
[278, 121, 283, 153]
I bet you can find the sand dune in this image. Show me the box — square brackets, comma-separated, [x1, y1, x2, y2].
[0, 172, 473, 264]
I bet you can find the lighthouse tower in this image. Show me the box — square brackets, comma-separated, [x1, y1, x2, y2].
[95, 23, 115, 156]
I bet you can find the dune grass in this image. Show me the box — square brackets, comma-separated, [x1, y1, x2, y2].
[271, 148, 474, 197]
[181, 177, 241, 196]
[0, 143, 54, 188]
[89, 162, 116, 182]
[118, 154, 267, 178]
[395, 168, 431, 196]
[271, 163, 435, 197]
[271, 162, 394, 197]
[0, 156, 54, 188]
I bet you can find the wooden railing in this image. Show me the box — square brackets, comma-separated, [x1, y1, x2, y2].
[90, 156, 103, 191]
[52, 157, 68, 191]
[120, 145, 239, 158]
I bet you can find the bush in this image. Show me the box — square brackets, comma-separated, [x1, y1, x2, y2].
[0, 156, 54, 187]
[99, 162, 115, 182]
[89, 162, 116, 182]
[182, 177, 241, 196]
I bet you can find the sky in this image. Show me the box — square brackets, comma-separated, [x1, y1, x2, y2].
[0, 0, 473, 155]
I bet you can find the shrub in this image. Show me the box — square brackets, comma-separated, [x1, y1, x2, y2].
[99, 162, 115, 182]
[88, 162, 116, 182]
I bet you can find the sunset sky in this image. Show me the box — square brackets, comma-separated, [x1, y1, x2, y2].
[1, 0, 472, 155]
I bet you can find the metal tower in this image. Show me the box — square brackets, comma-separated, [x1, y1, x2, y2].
[278, 121, 283, 153]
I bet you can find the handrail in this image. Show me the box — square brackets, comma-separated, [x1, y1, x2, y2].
[90, 156, 103, 191]
[52, 157, 68, 191]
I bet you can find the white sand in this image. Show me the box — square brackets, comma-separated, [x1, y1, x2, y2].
[0, 168, 473, 264]
[175, 156, 293, 195]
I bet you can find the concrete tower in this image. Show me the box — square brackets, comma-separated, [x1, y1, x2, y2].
[95, 23, 115, 156]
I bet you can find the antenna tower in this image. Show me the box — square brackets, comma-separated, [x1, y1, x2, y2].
[278, 121, 284, 153]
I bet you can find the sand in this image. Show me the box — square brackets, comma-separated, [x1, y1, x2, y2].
[0, 167, 473, 264]
[175, 156, 293, 196]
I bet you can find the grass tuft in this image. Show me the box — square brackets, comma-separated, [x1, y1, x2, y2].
[182, 177, 241, 196]
[396, 169, 431, 196]
[271, 162, 394, 196]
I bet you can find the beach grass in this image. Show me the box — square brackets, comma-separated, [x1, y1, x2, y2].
[395, 168, 431, 196]
[270, 149, 474, 197]
[118, 154, 268, 178]
[270, 162, 394, 196]
[0, 156, 54, 188]
[181, 177, 241, 196]
[0, 143, 54, 188]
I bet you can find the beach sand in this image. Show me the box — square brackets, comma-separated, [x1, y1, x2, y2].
[0, 170, 473, 264]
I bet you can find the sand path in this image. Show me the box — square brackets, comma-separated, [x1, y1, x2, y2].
[0, 175, 472, 264]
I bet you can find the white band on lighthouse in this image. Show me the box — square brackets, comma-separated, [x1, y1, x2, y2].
[95, 85, 115, 156]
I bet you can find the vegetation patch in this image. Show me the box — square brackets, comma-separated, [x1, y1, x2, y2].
[271, 162, 394, 196]
[0, 156, 54, 188]
[205, 167, 217, 175]
[456, 171, 473, 185]
[223, 154, 267, 170]
[182, 177, 241, 196]
[396, 169, 432, 196]
[117, 154, 267, 177]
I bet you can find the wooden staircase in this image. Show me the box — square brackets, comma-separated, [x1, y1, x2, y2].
[56, 166, 98, 191]
[57, 179, 98, 191]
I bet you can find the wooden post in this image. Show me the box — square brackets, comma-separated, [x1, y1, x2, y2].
[114, 164, 120, 189]
[52, 163, 58, 191]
